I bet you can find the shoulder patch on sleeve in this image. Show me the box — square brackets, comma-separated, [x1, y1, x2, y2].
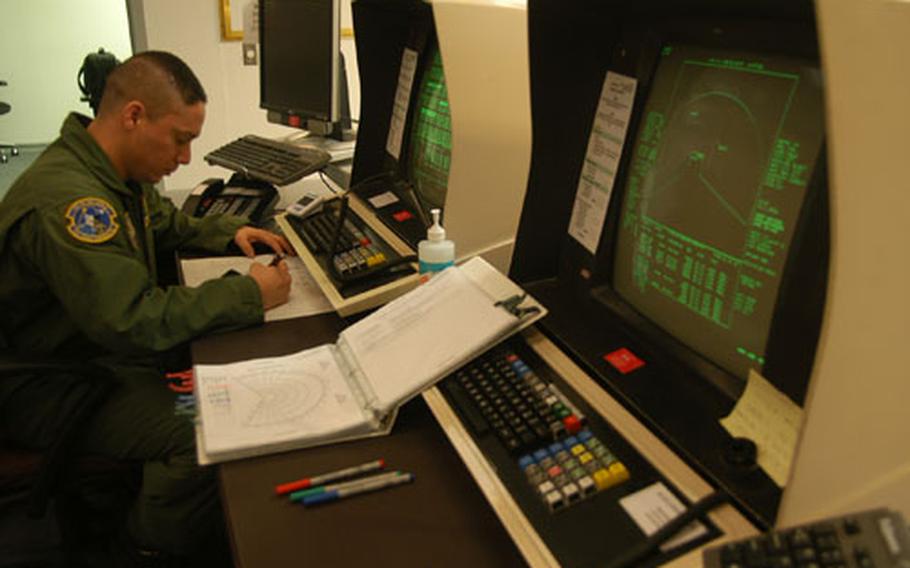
[64, 197, 120, 243]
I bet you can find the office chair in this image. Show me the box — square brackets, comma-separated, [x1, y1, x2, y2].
[0, 80, 18, 165]
[0, 354, 140, 565]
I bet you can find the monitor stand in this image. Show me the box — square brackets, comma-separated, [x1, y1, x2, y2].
[305, 119, 355, 143]
[288, 47, 357, 181]
[287, 127, 356, 162]
[305, 50, 355, 142]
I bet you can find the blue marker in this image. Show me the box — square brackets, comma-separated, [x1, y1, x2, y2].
[302, 471, 414, 506]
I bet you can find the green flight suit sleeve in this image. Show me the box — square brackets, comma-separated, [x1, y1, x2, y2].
[18, 202, 264, 354]
[144, 186, 247, 254]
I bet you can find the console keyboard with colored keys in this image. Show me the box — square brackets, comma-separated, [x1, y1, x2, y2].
[285, 204, 404, 286]
[438, 337, 725, 566]
[299, 208, 389, 277]
[444, 346, 585, 454]
[519, 429, 630, 512]
[440, 344, 630, 513]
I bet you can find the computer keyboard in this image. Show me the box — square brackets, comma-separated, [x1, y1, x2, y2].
[703, 508, 910, 568]
[298, 207, 390, 276]
[441, 344, 632, 514]
[204, 134, 332, 186]
[284, 198, 414, 290]
[444, 346, 587, 454]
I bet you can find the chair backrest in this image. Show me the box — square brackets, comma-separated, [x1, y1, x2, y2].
[78, 49, 119, 116]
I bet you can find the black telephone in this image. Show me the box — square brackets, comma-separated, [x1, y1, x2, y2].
[181, 174, 279, 226]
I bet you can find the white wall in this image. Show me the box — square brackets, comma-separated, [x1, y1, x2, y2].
[0, 0, 132, 144]
[433, 0, 532, 273]
[133, 0, 360, 191]
[778, 0, 910, 526]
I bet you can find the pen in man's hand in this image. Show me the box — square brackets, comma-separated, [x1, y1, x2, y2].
[269, 253, 286, 267]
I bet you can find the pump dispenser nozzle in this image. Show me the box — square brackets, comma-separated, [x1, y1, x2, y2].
[427, 208, 446, 241]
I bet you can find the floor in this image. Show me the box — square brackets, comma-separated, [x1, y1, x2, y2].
[0, 144, 45, 200]
[0, 483, 64, 567]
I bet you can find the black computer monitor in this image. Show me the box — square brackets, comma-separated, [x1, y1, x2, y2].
[259, 0, 352, 141]
[346, 1, 452, 247]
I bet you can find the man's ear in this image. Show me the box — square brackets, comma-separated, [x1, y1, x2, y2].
[121, 100, 145, 130]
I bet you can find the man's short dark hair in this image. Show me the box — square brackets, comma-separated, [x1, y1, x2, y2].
[99, 50, 207, 118]
[136, 51, 207, 106]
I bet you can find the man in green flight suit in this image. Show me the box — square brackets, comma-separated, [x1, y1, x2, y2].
[0, 51, 293, 566]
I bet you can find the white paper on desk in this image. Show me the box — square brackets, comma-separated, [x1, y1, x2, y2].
[340, 265, 518, 416]
[195, 345, 370, 459]
[180, 255, 332, 321]
[720, 369, 803, 487]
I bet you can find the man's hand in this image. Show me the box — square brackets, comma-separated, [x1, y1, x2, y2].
[233, 226, 294, 257]
[249, 260, 292, 310]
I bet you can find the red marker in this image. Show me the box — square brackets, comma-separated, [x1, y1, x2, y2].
[275, 459, 387, 495]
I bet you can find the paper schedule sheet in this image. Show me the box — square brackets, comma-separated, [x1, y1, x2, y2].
[341, 266, 518, 415]
[568, 71, 637, 254]
[180, 254, 332, 321]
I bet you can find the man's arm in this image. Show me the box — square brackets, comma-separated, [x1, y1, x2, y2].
[145, 186, 245, 254]
[232, 225, 293, 257]
[19, 206, 277, 354]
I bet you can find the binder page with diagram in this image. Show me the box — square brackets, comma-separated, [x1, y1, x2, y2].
[193, 257, 546, 464]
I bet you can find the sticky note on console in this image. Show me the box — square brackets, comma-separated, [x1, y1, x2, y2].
[720, 369, 804, 487]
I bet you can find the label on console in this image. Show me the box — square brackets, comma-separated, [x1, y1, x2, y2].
[604, 347, 645, 374]
[568, 71, 637, 255]
[386, 48, 419, 160]
[368, 191, 400, 209]
[619, 482, 709, 552]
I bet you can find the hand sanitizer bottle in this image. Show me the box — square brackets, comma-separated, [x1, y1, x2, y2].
[418, 208, 455, 275]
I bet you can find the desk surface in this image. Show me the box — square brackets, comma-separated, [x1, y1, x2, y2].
[192, 314, 526, 568]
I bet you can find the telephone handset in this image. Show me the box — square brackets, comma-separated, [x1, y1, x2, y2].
[181, 174, 279, 226]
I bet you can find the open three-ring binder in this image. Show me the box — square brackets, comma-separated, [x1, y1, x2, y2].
[193, 257, 546, 464]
